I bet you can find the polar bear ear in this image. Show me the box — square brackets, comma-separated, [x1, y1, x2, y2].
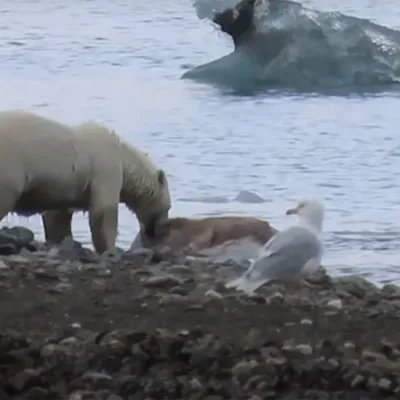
[157, 169, 167, 186]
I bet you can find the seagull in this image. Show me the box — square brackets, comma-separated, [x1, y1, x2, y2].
[225, 198, 324, 295]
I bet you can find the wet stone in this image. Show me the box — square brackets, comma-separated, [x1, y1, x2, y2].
[142, 274, 184, 289]
[333, 276, 380, 298]
[168, 286, 189, 295]
[7, 255, 32, 265]
[0, 226, 36, 255]
[47, 282, 73, 293]
[326, 298, 343, 309]
[81, 371, 114, 389]
[0, 243, 18, 256]
[159, 293, 188, 305]
[167, 265, 194, 275]
[51, 237, 99, 263]
[204, 289, 223, 300]
[381, 284, 400, 298]
[121, 247, 155, 266]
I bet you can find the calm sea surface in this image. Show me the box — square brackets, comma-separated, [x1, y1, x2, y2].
[1, 0, 400, 284]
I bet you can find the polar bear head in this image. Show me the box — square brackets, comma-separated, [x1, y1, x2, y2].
[118, 139, 172, 237]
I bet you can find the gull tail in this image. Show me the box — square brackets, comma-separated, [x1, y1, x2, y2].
[225, 274, 270, 295]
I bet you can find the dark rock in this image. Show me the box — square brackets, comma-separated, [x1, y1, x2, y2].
[51, 237, 99, 263]
[7, 226, 35, 246]
[0, 386, 11, 400]
[0, 243, 18, 255]
[0, 226, 33, 245]
[168, 286, 189, 296]
[81, 371, 115, 390]
[234, 190, 266, 204]
[381, 284, 400, 299]
[333, 275, 380, 298]
[121, 247, 155, 266]
[22, 386, 49, 399]
[142, 275, 184, 289]
[0, 226, 36, 255]
[7, 367, 45, 391]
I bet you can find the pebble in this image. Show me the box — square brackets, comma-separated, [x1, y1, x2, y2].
[282, 343, 313, 355]
[47, 282, 73, 293]
[232, 359, 259, 378]
[381, 284, 400, 298]
[60, 337, 78, 346]
[189, 377, 204, 391]
[326, 299, 343, 309]
[204, 289, 223, 299]
[248, 395, 263, 400]
[351, 374, 366, 387]
[41, 344, 58, 358]
[0, 260, 9, 269]
[295, 344, 313, 355]
[106, 395, 124, 400]
[143, 274, 184, 288]
[183, 256, 197, 266]
[378, 377, 392, 390]
[97, 268, 112, 277]
[169, 285, 189, 295]
[159, 293, 188, 305]
[81, 371, 114, 389]
[122, 247, 155, 265]
[7, 255, 31, 264]
[168, 265, 194, 275]
[68, 393, 83, 400]
[266, 291, 284, 304]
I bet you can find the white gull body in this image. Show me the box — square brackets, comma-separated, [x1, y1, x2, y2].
[225, 199, 324, 295]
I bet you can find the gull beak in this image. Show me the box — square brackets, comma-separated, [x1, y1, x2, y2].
[285, 206, 298, 215]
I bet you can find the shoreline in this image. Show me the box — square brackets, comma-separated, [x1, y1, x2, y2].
[1, 229, 400, 398]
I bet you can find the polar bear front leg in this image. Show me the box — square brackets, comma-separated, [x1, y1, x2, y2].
[88, 174, 121, 254]
[42, 210, 73, 244]
[89, 205, 118, 254]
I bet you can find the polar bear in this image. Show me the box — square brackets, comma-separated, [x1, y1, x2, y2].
[0, 110, 171, 254]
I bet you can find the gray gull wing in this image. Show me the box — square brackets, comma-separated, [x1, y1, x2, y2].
[225, 225, 323, 293]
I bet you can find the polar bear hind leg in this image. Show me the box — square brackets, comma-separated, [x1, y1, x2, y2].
[42, 210, 73, 244]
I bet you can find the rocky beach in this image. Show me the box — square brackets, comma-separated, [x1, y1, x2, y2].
[1, 227, 400, 399]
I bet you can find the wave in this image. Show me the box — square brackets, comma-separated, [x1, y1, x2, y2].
[183, 0, 400, 92]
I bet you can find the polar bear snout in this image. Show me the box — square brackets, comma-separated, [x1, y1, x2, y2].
[141, 210, 170, 238]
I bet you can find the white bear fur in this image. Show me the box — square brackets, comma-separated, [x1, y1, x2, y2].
[0, 110, 171, 253]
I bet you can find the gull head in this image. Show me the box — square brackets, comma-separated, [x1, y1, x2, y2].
[285, 199, 324, 231]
